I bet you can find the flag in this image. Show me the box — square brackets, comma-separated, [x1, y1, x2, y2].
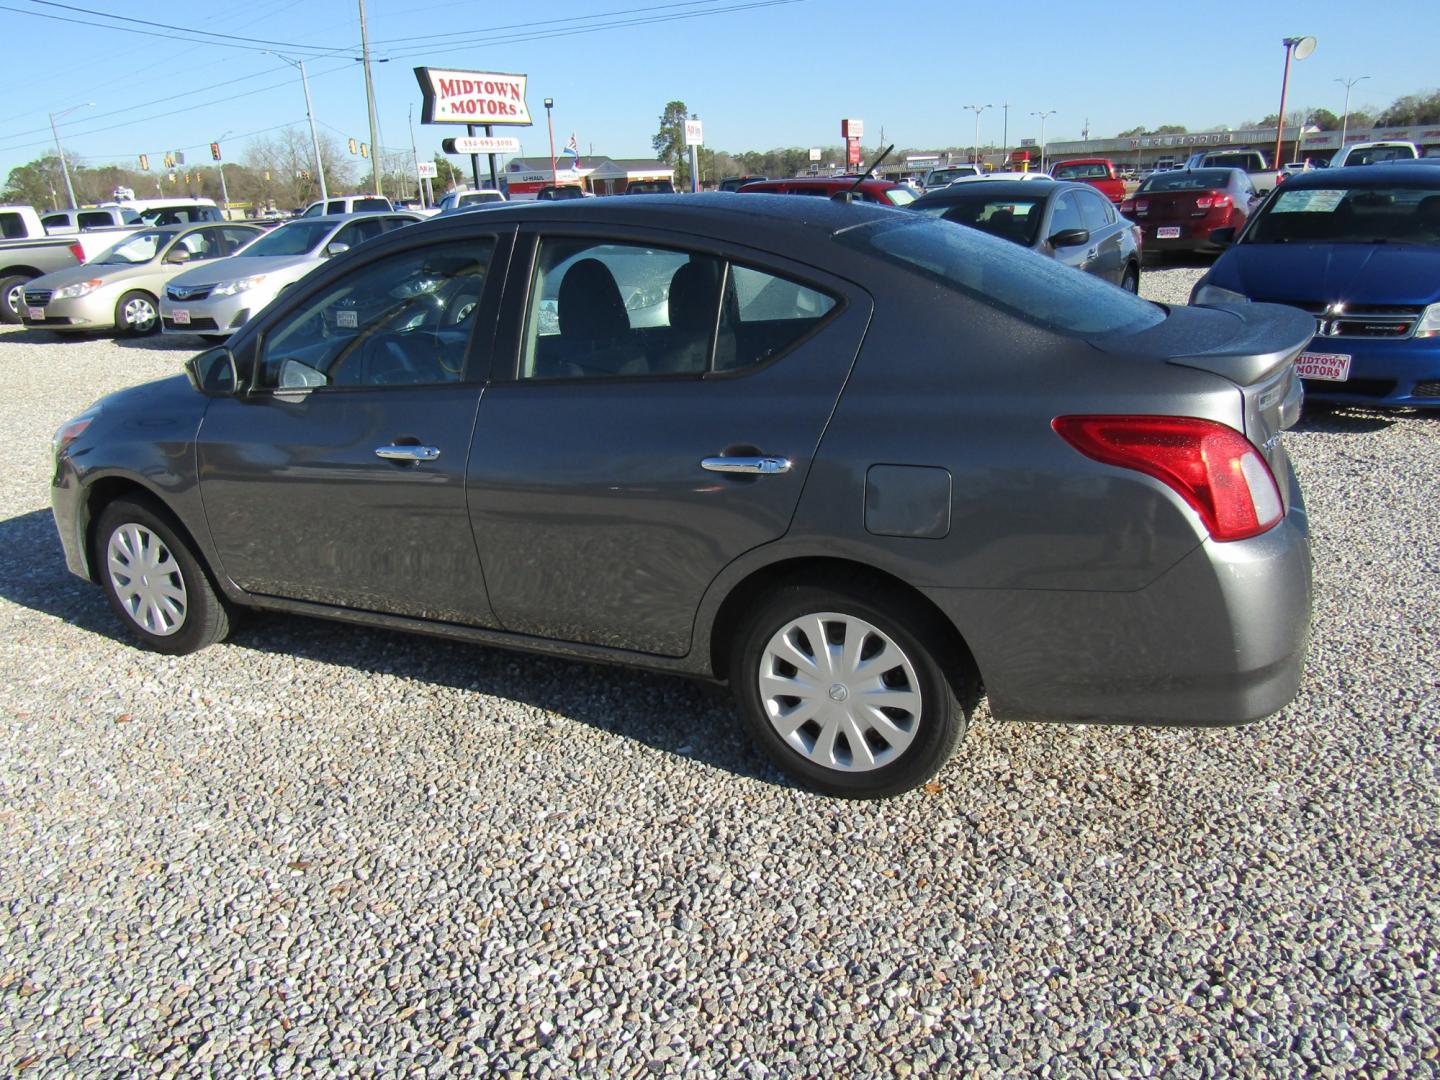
[564, 133, 581, 169]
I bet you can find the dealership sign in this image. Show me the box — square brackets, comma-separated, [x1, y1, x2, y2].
[443, 135, 522, 155]
[415, 67, 532, 125]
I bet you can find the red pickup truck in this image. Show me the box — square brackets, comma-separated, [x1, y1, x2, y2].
[1050, 158, 1126, 204]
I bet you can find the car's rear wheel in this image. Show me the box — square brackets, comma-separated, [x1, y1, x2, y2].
[95, 496, 230, 655]
[0, 274, 31, 324]
[731, 582, 970, 798]
[115, 290, 159, 335]
[1120, 264, 1139, 293]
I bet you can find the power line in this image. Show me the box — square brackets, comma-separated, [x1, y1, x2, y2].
[365, 0, 733, 46]
[0, 2, 351, 56]
[19, 0, 348, 53]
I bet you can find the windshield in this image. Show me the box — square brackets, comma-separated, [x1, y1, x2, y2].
[97, 229, 168, 264]
[1245, 186, 1440, 245]
[1138, 170, 1233, 193]
[243, 220, 336, 258]
[914, 196, 1045, 246]
[838, 217, 1163, 337]
[1347, 145, 1416, 166]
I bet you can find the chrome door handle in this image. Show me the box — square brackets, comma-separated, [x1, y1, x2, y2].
[701, 456, 792, 475]
[375, 444, 441, 462]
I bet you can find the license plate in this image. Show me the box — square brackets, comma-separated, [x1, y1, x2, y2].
[1295, 351, 1352, 382]
[1156, 226, 1181, 239]
[172, 309, 190, 325]
[27, 306, 43, 320]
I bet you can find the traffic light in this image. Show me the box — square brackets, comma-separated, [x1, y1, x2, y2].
[210, 142, 221, 161]
[348, 138, 357, 155]
[138, 153, 149, 171]
[164, 152, 175, 168]
[359, 142, 369, 159]
[264, 170, 271, 181]
[175, 151, 186, 166]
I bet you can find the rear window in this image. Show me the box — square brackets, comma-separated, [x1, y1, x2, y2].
[838, 217, 1164, 337]
[882, 187, 916, 207]
[1053, 163, 1109, 180]
[1138, 170, 1233, 192]
[353, 198, 390, 212]
[1346, 145, 1416, 165]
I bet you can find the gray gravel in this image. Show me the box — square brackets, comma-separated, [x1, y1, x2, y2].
[2, 271, 1438, 1077]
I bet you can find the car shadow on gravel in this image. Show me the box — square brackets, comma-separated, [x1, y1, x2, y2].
[0, 328, 195, 353]
[0, 507, 775, 786]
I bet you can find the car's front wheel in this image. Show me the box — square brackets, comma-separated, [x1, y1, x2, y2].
[0, 274, 31, 324]
[115, 290, 159, 335]
[1120, 264, 1140, 293]
[731, 581, 970, 798]
[95, 496, 230, 654]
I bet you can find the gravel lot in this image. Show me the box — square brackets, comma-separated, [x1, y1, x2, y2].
[2, 264, 1437, 1077]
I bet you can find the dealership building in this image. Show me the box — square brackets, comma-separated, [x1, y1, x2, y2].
[497, 157, 674, 198]
[1043, 123, 1440, 169]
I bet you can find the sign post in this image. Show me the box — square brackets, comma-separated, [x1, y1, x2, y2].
[684, 117, 703, 193]
[415, 67, 533, 192]
[841, 118, 864, 170]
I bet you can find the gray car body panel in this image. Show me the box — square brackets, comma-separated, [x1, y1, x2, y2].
[51, 194, 1314, 728]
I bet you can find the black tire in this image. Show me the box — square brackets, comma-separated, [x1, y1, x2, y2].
[115, 290, 159, 335]
[1120, 264, 1140, 293]
[731, 581, 971, 798]
[94, 496, 230, 655]
[1, 274, 32, 325]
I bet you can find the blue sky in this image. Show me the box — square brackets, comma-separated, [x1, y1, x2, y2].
[1, 0, 1434, 184]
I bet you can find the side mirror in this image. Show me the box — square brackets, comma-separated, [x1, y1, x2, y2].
[1048, 227, 1090, 248]
[1209, 227, 1237, 248]
[325, 241, 350, 257]
[184, 346, 238, 395]
[165, 248, 192, 265]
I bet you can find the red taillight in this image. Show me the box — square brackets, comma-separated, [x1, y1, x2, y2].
[1135, 199, 1149, 214]
[1052, 415, 1284, 542]
[68, 242, 85, 263]
[1120, 197, 1135, 213]
[1195, 193, 1231, 210]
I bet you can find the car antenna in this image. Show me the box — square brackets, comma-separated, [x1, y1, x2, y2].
[832, 144, 895, 204]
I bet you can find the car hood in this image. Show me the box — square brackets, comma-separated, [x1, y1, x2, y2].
[32, 261, 144, 289]
[169, 253, 320, 288]
[1211, 242, 1440, 306]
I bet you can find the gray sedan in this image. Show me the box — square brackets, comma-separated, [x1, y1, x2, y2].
[911, 179, 1143, 291]
[50, 195, 1312, 798]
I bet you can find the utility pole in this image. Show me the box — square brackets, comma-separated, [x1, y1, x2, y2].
[1001, 102, 1010, 163]
[48, 102, 93, 209]
[1335, 74, 1371, 151]
[358, 0, 383, 196]
[266, 53, 328, 202]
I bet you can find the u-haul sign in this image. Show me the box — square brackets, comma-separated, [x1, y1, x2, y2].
[415, 67, 532, 126]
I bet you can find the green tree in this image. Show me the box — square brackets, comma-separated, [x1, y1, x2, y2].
[1376, 90, 1440, 126]
[1115, 125, 1146, 138]
[433, 155, 465, 189]
[1306, 108, 1342, 131]
[2, 154, 65, 209]
[1152, 124, 1188, 135]
[652, 100, 689, 182]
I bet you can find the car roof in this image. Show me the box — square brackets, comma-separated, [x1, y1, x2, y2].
[1282, 163, 1440, 188]
[400, 191, 899, 242]
[740, 177, 902, 191]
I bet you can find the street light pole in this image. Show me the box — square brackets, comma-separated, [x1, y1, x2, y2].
[47, 102, 93, 210]
[1001, 101, 1010, 163]
[1335, 74, 1371, 152]
[544, 98, 557, 185]
[215, 129, 232, 217]
[267, 52, 329, 202]
[964, 104, 990, 168]
[1031, 110, 1055, 172]
[1274, 35, 1317, 169]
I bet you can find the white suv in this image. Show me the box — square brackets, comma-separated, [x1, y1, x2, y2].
[300, 195, 394, 217]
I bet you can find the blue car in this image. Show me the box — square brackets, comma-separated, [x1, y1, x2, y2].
[1191, 164, 1440, 409]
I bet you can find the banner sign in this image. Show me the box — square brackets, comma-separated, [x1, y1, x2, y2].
[415, 67, 532, 126]
[443, 135, 522, 155]
[684, 119, 703, 147]
[417, 161, 438, 179]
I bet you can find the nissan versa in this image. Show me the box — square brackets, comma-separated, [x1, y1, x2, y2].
[51, 195, 1314, 797]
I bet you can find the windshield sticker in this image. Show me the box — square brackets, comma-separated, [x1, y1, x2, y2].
[335, 309, 359, 329]
[1272, 189, 1345, 213]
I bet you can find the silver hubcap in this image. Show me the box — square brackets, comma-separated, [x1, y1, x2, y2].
[124, 297, 156, 331]
[758, 612, 923, 772]
[107, 523, 187, 636]
[4, 283, 21, 317]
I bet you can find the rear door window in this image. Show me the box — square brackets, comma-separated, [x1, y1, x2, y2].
[1048, 193, 1085, 238]
[1077, 190, 1113, 231]
[5, 212, 33, 237]
[517, 239, 839, 380]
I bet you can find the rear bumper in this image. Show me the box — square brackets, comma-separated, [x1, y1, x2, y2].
[1298, 337, 1440, 408]
[923, 507, 1312, 727]
[1139, 220, 1229, 252]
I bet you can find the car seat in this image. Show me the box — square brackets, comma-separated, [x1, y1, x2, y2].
[655, 261, 722, 374]
[555, 258, 639, 375]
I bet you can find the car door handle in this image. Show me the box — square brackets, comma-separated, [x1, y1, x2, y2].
[1086, 247, 1099, 260]
[375, 444, 441, 462]
[701, 455, 792, 476]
